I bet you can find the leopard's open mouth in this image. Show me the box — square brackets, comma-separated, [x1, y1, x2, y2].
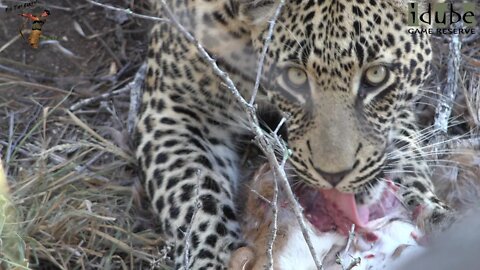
[294, 181, 404, 235]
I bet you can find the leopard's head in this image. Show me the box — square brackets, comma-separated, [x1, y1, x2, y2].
[239, 0, 432, 202]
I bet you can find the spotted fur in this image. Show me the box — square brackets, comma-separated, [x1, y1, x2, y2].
[136, 0, 449, 269]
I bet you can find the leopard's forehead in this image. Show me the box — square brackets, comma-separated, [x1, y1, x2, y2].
[266, 0, 422, 70]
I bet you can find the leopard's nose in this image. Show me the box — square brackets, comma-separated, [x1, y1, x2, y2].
[316, 168, 352, 187]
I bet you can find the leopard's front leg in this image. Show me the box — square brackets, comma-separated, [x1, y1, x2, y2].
[390, 144, 451, 231]
[136, 113, 245, 269]
[136, 23, 248, 269]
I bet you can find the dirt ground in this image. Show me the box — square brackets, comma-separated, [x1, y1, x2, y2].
[0, 1, 479, 270]
[0, 1, 168, 269]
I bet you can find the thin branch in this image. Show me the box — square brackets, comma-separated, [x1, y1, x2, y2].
[6, 113, 14, 166]
[69, 64, 145, 112]
[266, 116, 289, 269]
[433, 27, 462, 135]
[344, 257, 361, 270]
[246, 185, 271, 204]
[266, 160, 282, 270]
[336, 224, 360, 270]
[273, 116, 289, 148]
[432, 24, 462, 164]
[69, 86, 130, 111]
[158, 1, 322, 268]
[342, 224, 356, 259]
[86, 0, 169, 22]
[128, 63, 147, 134]
[249, 0, 286, 105]
[263, 143, 323, 270]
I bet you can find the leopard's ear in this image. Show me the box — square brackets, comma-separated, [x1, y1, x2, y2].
[238, 0, 280, 25]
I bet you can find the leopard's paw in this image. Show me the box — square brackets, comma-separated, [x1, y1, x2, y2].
[413, 200, 454, 234]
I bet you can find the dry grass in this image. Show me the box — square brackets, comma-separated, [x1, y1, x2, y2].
[0, 1, 479, 270]
[0, 1, 169, 269]
[418, 27, 480, 211]
[0, 54, 170, 269]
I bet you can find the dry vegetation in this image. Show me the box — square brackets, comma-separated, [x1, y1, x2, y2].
[0, 1, 168, 269]
[0, 1, 479, 270]
[418, 28, 480, 211]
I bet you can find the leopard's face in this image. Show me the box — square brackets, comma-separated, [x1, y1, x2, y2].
[244, 0, 432, 197]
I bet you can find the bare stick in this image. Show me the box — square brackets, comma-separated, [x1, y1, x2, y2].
[158, 1, 322, 269]
[433, 28, 461, 135]
[6, 113, 14, 166]
[345, 257, 361, 270]
[69, 63, 146, 112]
[128, 63, 147, 134]
[266, 116, 289, 269]
[264, 144, 323, 269]
[337, 224, 360, 270]
[265, 152, 286, 270]
[265, 169, 279, 270]
[86, 0, 169, 22]
[249, 0, 286, 105]
[70, 86, 130, 111]
[432, 24, 462, 162]
[247, 186, 271, 204]
[342, 224, 356, 258]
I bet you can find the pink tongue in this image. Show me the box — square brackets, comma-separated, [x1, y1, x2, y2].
[321, 189, 370, 227]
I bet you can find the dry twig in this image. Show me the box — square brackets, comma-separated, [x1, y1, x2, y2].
[265, 167, 279, 270]
[336, 224, 361, 270]
[128, 63, 147, 134]
[433, 26, 462, 139]
[69, 86, 131, 111]
[86, 0, 169, 23]
[434, 27, 462, 135]
[431, 25, 463, 163]
[249, 0, 286, 105]
[265, 121, 288, 270]
[264, 117, 289, 270]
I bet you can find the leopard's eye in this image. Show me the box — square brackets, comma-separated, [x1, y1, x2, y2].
[363, 65, 389, 87]
[276, 66, 310, 103]
[282, 67, 308, 89]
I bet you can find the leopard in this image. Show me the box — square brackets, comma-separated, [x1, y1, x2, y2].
[135, 0, 450, 269]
